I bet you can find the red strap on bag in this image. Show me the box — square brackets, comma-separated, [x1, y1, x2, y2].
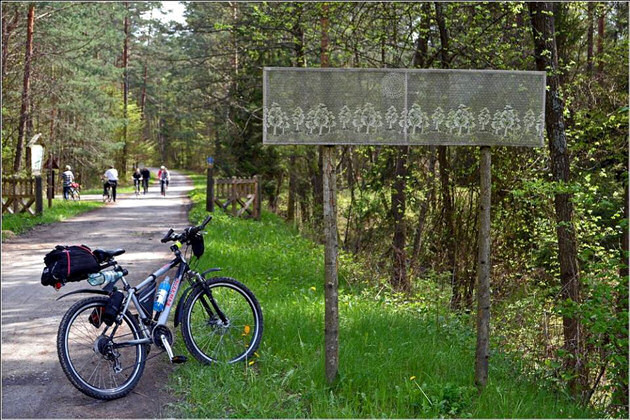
[66, 250, 71, 277]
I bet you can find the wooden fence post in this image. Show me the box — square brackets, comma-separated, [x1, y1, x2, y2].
[47, 169, 53, 207]
[255, 175, 262, 220]
[322, 145, 339, 384]
[231, 176, 237, 217]
[206, 166, 214, 212]
[475, 146, 491, 389]
[35, 175, 43, 215]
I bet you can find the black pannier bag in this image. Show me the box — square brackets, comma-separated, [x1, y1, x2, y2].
[102, 291, 125, 326]
[41, 245, 100, 288]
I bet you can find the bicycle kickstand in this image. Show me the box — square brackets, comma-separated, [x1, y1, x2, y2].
[160, 334, 188, 364]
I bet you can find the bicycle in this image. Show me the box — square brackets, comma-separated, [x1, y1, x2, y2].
[103, 181, 113, 203]
[54, 216, 263, 400]
[69, 182, 81, 201]
[160, 178, 169, 196]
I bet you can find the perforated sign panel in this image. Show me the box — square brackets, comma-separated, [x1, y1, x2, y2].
[263, 68, 546, 147]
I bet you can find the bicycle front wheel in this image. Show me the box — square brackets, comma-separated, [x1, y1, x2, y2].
[57, 296, 146, 400]
[181, 277, 263, 364]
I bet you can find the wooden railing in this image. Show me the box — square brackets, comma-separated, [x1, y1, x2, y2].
[210, 176, 261, 220]
[2, 176, 43, 215]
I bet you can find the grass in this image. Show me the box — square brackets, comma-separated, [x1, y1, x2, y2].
[1, 198, 103, 237]
[167, 175, 597, 418]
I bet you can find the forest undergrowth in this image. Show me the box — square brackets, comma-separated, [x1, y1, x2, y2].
[167, 176, 597, 418]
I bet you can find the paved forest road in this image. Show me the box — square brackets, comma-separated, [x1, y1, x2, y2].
[1, 170, 193, 418]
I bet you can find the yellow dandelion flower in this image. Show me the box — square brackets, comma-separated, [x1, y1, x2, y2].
[244, 325, 251, 335]
[248, 360, 255, 366]
[254, 352, 260, 358]
[309, 286, 316, 291]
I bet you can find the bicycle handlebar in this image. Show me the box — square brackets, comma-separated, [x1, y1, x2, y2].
[160, 216, 212, 244]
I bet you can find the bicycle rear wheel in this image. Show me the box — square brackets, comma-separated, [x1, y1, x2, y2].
[57, 296, 146, 400]
[181, 277, 263, 364]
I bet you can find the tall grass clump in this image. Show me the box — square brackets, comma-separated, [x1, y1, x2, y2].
[169, 178, 597, 418]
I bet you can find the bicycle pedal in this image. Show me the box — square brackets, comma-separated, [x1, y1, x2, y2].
[171, 355, 187, 364]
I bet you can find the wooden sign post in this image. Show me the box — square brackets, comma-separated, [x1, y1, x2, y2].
[263, 68, 546, 387]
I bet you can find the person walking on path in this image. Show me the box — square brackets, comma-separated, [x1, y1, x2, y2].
[141, 167, 151, 194]
[61, 165, 74, 200]
[103, 165, 119, 202]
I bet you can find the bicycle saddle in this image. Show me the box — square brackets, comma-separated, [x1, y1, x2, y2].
[93, 248, 125, 263]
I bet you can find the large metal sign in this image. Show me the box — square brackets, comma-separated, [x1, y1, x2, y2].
[263, 68, 546, 147]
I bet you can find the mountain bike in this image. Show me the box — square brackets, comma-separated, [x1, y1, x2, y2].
[160, 178, 169, 196]
[54, 216, 263, 400]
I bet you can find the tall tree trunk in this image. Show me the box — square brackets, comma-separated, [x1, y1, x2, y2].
[597, 7, 605, 76]
[434, 2, 449, 67]
[529, 2, 586, 397]
[612, 184, 629, 414]
[13, 4, 34, 173]
[434, 1, 459, 309]
[587, 2, 594, 75]
[141, 63, 147, 115]
[121, 2, 129, 176]
[288, 9, 305, 223]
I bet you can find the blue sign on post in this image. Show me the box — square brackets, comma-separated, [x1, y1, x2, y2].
[207, 157, 214, 165]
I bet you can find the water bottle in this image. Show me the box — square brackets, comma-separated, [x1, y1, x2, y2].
[153, 277, 171, 312]
[88, 271, 122, 286]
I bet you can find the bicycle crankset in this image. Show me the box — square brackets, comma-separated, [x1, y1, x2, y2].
[152, 325, 187, 364]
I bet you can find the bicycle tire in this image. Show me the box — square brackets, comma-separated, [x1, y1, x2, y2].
[57, 296, 146, 400]
[181, 277, 263, 364]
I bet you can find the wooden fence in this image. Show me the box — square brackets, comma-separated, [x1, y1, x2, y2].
[209, 175, 261, 220]
[2, 176, 43, 215]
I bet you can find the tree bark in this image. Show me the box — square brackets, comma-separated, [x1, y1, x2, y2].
[434, 1, 459, 309]
[322, 145, 339, 384]
[612, 184, 629, 413]
[121, 2, 129, 176]
[391, 146, 410, 292]
[587, 2, 594, 75]
[597, 7, 605, 75]
[529, 1, 586, 397]
[475, 146, 491, 389]
[13, 4, 34, 173]
[141, 63, 147, 115]
[434, 2, 449, 67]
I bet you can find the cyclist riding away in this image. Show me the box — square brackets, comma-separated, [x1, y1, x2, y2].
[158, 165, 170, 196]
[140, 167, 150, 194]
[103, 165, 119, 202]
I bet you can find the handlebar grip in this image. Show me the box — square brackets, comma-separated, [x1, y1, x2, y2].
[200, 215, 212, 229]
[161, 228, 174, 243]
